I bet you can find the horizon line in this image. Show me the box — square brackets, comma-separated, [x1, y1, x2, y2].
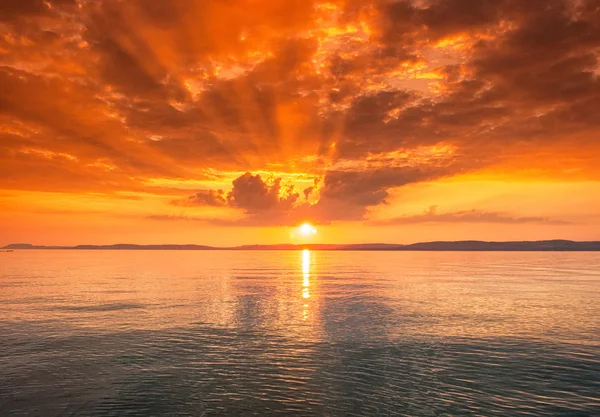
[3, 239, 600, 252]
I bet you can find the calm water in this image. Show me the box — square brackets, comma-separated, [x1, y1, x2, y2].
[0, 250, 599, 416]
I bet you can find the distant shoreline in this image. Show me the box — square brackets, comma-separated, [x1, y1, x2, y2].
[4, 240, 600, 251]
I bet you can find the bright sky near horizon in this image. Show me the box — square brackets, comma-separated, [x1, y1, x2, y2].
[1, 0, 600, 245]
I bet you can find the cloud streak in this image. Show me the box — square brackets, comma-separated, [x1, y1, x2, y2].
[373, 206, 572, 226]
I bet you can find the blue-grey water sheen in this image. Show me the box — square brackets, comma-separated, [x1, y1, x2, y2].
[1, 251, 599, 416]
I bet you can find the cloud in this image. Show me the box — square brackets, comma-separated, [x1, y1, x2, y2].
[373, 206, 572, 225]
[303, 178, 320, 201]
[175, 189, 227, 207]
[172, 167, 463, 226]
[1, 0, 600, 218]
[227, 172, 299, 212]
[0, 0, 77, 23]
[319, 167, 450, 207]
[171, 172, 305, 225]
[146, 214, 207, 222]
[177, 172, 299, 210]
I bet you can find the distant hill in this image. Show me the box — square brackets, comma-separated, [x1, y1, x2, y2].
[3, 243, 214, 250]
[4, 240, 600, 251]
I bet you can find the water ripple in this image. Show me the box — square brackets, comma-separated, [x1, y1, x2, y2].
[0, 250, 599, 416]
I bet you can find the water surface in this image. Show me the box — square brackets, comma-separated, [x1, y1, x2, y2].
[1, 250, 599, 416]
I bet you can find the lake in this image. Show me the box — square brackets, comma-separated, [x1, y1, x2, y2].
[1, 250, 599, 416]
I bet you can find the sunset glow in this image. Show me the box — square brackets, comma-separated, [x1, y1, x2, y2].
[1, 0, 599, 245]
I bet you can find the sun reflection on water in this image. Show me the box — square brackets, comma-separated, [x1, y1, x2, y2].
[302, 249, 311, 319]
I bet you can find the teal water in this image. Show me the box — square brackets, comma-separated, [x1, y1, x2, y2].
[0, 250, 599, 416]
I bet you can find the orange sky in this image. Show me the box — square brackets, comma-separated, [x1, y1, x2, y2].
[1, 0, 600, 245]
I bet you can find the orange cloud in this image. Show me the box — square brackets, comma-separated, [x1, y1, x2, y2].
[1, 0, 600, 242]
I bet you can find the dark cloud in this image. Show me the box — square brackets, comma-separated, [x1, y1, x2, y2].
[374, 206, 572, 225]
[173, 173, 302, 224]
[303, 163, 475, 223]
[174, 167, 464, 225]
[303, 179, 320, 200]
[318, 167, 439, 207]
[0, 0, 77, 22]
[0, 0, 50, 21]
[175, 190, 227, 207]
[227, 172, 299, 212]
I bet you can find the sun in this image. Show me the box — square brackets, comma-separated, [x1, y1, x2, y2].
[298, 223, 317, 236]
